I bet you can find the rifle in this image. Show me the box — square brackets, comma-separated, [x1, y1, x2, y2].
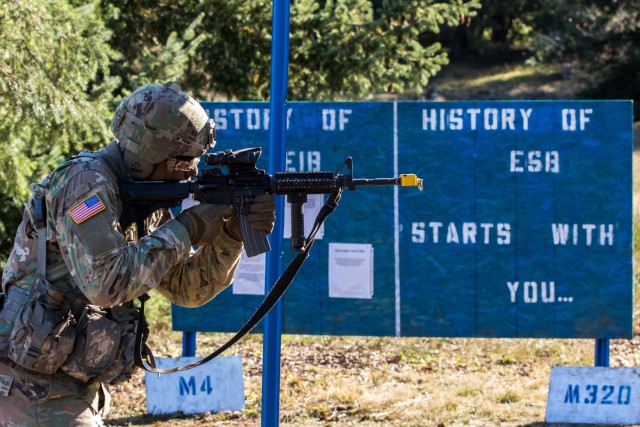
[123, 146, 422, 373]
[120, 146, 423, 257]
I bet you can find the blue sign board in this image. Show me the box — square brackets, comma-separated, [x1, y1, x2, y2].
[172, 101, 633, 339]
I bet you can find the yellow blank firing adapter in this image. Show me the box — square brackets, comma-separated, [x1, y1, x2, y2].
[399, 174, 423, 191]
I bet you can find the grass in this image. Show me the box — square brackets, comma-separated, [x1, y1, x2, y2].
[106, 295, 610, 425]
[428, 60, 580, 101]
[104, 62, 639, 426]
[106, 332, 603, 426]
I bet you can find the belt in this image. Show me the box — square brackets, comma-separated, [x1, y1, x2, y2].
[0, 356, 95, 395]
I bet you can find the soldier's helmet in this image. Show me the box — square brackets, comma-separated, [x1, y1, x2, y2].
[111, 82, 215, 178]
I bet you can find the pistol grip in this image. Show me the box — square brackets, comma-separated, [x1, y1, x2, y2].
[240, 216, 271, 257]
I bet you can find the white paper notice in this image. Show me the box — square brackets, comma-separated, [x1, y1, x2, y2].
[232, 251, 266, 295]
[284, 194, 324, 240]
[329, 243, 374, 299]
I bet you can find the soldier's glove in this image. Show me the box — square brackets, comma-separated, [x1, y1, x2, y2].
[225, 194, 277, 242]
[248, 194, 277, 233]
[176, 203, 236, 246]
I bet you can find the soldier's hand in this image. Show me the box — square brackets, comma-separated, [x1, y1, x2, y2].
[176, 203, 236, 246]
[225, 194, 277, 242]
[247, 194, 276, 233]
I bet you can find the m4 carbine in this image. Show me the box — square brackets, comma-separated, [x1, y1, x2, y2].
[120, 147, 423, 256]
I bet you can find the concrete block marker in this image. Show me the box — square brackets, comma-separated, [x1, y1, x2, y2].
[145, 356, 244, 415]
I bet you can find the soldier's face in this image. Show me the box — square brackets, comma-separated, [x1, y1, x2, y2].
[148, 157, 199, 181]
[169, 157, 199, 180]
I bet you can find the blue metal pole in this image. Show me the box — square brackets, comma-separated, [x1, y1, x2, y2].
[262, 0, 290, 426]
[182, 331, 196, 357]
[594, 339, 610, 367]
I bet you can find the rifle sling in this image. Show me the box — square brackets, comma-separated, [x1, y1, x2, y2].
[133, 190, 343, 374]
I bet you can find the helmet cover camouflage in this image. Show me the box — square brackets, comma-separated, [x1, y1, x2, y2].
[111, 82, 215, 178]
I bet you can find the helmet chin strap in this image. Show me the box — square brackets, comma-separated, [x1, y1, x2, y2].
[166, 157, 177, 180]
[123, 149, 154, 179]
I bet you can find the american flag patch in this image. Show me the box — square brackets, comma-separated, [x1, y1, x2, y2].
[68, 194, 106, 224]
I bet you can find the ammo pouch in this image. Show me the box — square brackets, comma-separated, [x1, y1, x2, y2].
[61, 304, 141, 385]
[6, 185, 77, 374]
[99, 305, 141, 385]
[7, 275, 142, 385]
[0, 286, 29, 324]
[8, 276, 76, 375]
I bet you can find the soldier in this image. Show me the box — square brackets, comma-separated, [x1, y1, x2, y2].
[0, 82, 276, 426]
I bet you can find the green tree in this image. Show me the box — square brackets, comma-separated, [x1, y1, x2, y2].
[96, 0, 206, 95]
[461, 0, 542, 60]
[98, 0, 480, 100]
[286, 0, 481, 99]
[191, 0, 481, 99]
[530, 0, 639, 117]
[0, 0, 481, 262]
[0, 0, 119, 260]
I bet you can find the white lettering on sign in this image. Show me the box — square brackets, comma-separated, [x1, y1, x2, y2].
[422, 108, 532, 131]
[506, 281, 568, 304]
[411, 221, 511, 245]
[322, 109, 352, 131]
[551, 224, 614, 246]
[286, 151, 321, 171]
[246, 108, 263, 130]
[562, 108, 592, 131]
[510, 150, 560, 173]
[210, 108, 292, 130]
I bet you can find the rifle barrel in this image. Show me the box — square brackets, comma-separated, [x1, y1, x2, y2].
[352, 174, 423, 191]
[352, 178, 401, 187]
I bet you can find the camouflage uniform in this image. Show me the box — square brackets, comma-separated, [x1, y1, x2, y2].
[0, 140, 243, 426]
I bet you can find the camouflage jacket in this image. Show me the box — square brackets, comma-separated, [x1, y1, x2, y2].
[1, 140, 243, 349]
